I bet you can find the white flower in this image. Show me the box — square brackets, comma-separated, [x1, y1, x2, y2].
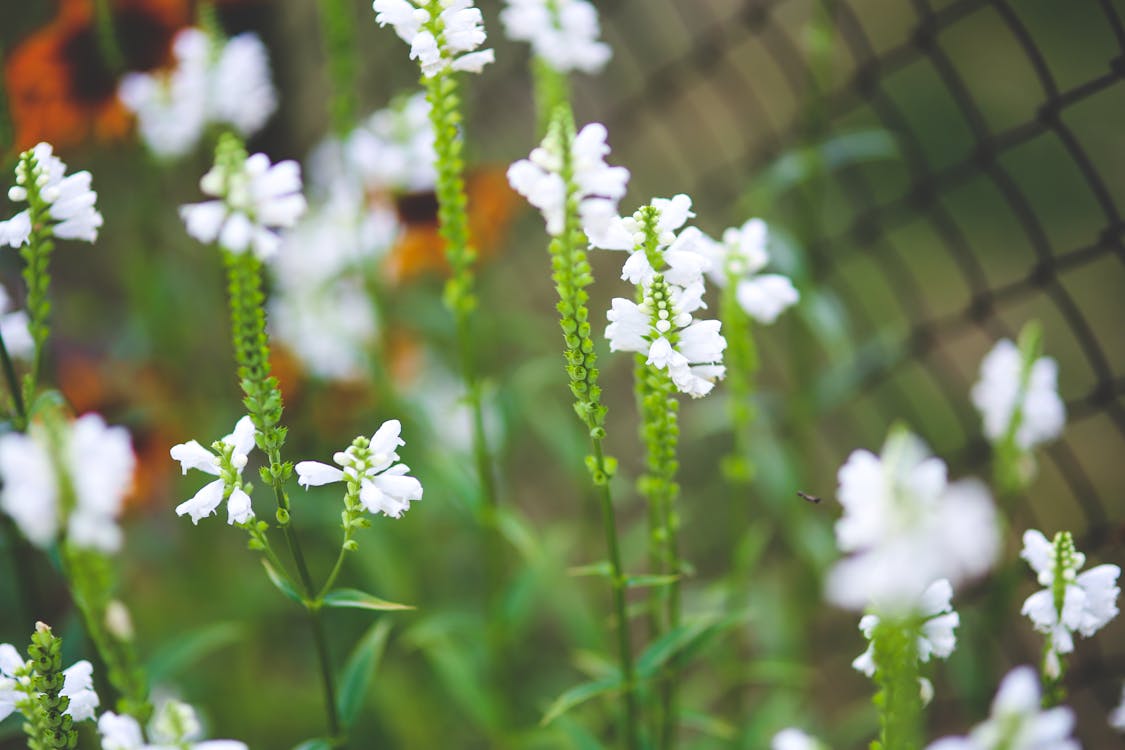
[271, 276, 380, 381]
[1019, 529, 1120, 655]
[0, 414, 134, 552]
[827, 429, 1000, 612]
[61, 660, 99, 722]
[500, 0, 611, 74]
[852, 579, 960, 677]
[118, 29, 210, 159]
[99, 701, 248, 750]
[697, 218, 799, 324]
[0, 210, 31, 248]
[5, 143, 103, 244]
[295, 420, 423, 518]
[0, 285, 33, 359]
[507, 121, 629, 236]
[0, 643, 27, 723]
[926, 666, 1079, 750]
[211, 33, 277, 137]
[170, 416, 257, 525]
[971, 338, 1065, 451]
[324, 93, 436, 194]
[1110, 683, 1125, 731]
[180, 150, 307, 261]
[373, 0, 494, 78]
[119, 28, 276, 159]
[771, 728, 825, 750]
[0, 646, 98, 724]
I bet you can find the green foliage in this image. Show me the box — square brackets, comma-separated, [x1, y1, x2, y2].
[336, 620, 393, 729]
[321, 588, 414, 612]
[318, 0, 358, 136]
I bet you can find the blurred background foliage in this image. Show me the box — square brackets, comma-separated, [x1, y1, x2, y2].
[0, 0, 1123, 748]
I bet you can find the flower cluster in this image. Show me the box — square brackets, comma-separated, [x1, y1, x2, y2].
[852, 579, 960, 680]
[309, 93, 437, 197]
[0, 413, 135, 553]
[170, 416, 257, 526]
[119, 27, 277, 159]
[296, 420, 423, 519]
[697, 218, 799, 324]
[180, 138, 307, 261]
[0, 643, 99, 724]
[926, 667, 1079, 750]
[972, 337, 1065, 452]
[500, 0, 612, 74]
[373, 0, 495, 77]
[99, 699, 248, 750]
[507, 120, 629, 237]
[270, 187, 397, 380]
[1020, 529, 1120, 658]
[827, 429, 1000, 612]
[597, 195, 727, 397]
[0, 142, 103, 246]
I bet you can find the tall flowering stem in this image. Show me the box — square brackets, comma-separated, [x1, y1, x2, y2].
[421, 68, 501, 579]
[14, 151, 56, 399]
[870, 619, 923, 750]
[551, 112, 640, 749]
[19, 623, 80, 750]
[206, 136, 341, 741]
[718, 275, 757, 484]
[631, 207, 684, 749]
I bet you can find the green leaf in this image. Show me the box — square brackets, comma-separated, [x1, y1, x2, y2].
[261, 559, 302, 604]
[566, 561, 612, 579]
[625, 574, 679, 589]
[147, 622, 245, 683]
[337, 619, 393, 729]
[681, 710, 736, 740]
[292, 740, 333, 750]
[322, 588, 414, 612]
[637, 615, 725, 680]
[540, 674, 621, 727]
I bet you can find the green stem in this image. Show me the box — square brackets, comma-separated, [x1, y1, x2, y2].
[317, 0, 357, 136]
[0, 327, 26, 427]
[546, 108, 640, 749]
[223, 249, 341, 740]
[592, 441, 640, 750]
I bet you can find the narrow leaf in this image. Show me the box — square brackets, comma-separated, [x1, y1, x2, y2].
[147, 622, 245, 683]
[540, 675, 622, 727]
[637, 615, 724, 679]
[625, 574, 679, 589]
[262, 559, 302, 604]
[566, 561, 612, 579]
[337, 619, 393, 728]
[322, 588, 414, 612]
[292, 740, 332, 750]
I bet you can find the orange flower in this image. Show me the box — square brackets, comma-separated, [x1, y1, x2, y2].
[4, 0, 190, 152]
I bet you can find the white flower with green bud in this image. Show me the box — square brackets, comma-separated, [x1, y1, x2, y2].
[296, 420, 423, 519]
[170, 416, 257, 525]
[926, 666, 1079, 750]
[852, 578, 960, 691]
[828, 428, 1000, 613]
[697, 218, 799, 324]
[500, 0, 611, 74]
[0, 643, 99, 724]
[507, 120, 629, 237]
[0, 413, 135, 552]
[1020, 529, 1119, 657]
[373, 0, 495, 77]
[4, 142, 103, 244]
[599, 196, 727, 398]
[179, 137, 307, 261]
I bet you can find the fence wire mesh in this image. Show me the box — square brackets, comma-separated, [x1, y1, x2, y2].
[475, 0, 1125, 741]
